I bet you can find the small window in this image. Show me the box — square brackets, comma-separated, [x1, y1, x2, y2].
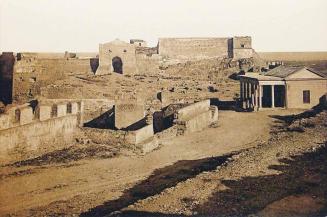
[303, 90, 310, 104]
[241, 44, 245, 48]
[139, 43, 142, 46]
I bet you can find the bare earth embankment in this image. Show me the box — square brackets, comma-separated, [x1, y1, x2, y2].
[1, 107, 326, 216]
[116, 106, 327, 217]
[1, 109, 283, 216]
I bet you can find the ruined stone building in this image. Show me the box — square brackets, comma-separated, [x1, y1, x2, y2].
[0, 36, 257, 105]
[96, 36, 254, 75]
[0, 35, 326, 163]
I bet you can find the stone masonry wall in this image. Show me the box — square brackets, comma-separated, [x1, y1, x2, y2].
[174, 100, 218, 134]
[158, 38, 230, 60]
[96, 40, 138, 75]
[286, 79, 327, 109]
[13, 58, 92, 103]
[0, 100, 83, 162]
[115, 101, 145, 129]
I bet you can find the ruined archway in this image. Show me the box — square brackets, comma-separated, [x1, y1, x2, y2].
[112, 56, 123, 74]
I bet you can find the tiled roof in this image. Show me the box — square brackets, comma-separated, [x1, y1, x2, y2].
[263, 66, 303, 78]
[263, 66, 326, 78]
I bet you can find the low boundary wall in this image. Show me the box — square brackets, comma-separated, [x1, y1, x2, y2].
[175, 102, 218, 134]
[0, 100, 83, 162]
[125, 124, 154, 144]
[176, 100, 210, 121]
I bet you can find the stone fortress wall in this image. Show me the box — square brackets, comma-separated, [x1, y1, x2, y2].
[13, 55, 94, 103]
[96, 39, 138, 75]
[158, 37, 231, 60]
[0, 36, 254, 105]
[96, 36, 254, 75]
[232, 36, 253, 59]
[158, 36, 252, 60]
[0, 100, 83, 162]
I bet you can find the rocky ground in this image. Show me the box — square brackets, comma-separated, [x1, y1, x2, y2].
[1, 108, 326, 217]
[0, 110, 273, 216]
[115, 106, 327, 217]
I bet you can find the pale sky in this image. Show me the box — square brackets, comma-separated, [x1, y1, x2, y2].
[0, 0, 327, 52]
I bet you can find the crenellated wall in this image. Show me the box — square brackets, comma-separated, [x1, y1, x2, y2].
[0, 100, 83, 162]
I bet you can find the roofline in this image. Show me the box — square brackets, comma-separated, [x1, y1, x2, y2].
[280, 66, 326, 78]
[239, 74, 327, 81]
[238, 75, 283, 81]
[305, 67, 327, 78]
[285, 77, 327, 81]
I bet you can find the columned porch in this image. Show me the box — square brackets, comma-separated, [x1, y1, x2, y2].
[239, 75, 286, 111]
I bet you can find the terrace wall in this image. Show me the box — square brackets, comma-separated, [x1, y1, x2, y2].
[125, 124, 154, 144]
[0, 100, 83, 162]
[176, 100, 210, 120]
[174, 100, 218, 134]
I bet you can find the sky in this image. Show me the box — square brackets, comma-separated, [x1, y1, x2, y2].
[0, 0, 327, 52]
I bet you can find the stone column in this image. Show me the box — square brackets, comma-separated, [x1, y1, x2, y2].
[244, 82, 248, 109]
[254, 84, 257, 110]
[250, 83, 254, 110]
[240, 80, 243, 101]
[258, 85, 262, 110]
[243, 81, 247, 109]
[271, 85, 275, 108]
[248, 82, 251, 109]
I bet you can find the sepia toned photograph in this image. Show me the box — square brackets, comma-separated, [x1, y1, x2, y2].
[0, 0, 327, 216]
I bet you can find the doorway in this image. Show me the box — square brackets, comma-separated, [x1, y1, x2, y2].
[274, 85, 285, 107]
[112, 56, 123, 74]
[262, 85, 272, 108]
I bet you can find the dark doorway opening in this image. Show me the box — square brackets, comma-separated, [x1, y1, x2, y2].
[262, 85, 272, 108]
[90, 58, 99, 74]
[274, 85, 285, 107]
[0, 52, 15, 104]
[112, 56, 123, 74]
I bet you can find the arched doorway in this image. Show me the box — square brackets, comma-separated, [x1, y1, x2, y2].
[112, 56, 123, 74]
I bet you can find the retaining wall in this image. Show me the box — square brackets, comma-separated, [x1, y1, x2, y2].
[0, 100, 83, 162]
[125, 124, 154, 144]
[175, 101, 218, 134]
[176, 100, 210, 120]
[115, 102, 145, 129]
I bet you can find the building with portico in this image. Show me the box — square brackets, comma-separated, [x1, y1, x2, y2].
[239, 66, 327, 111]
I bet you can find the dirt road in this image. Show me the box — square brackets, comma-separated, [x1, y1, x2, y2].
[0, 110, 297, 216]
[118, 108, 327, 217]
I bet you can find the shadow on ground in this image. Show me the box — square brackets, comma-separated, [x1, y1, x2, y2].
[270, 104, 326, 125]
[192, 141, 327, 217]
[210, 98, 242, 111]
[109, 142, 327, 217]
[269, 105, 327, 133]
[3, 144, 118, 167]
[80, 153, 235, 217]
